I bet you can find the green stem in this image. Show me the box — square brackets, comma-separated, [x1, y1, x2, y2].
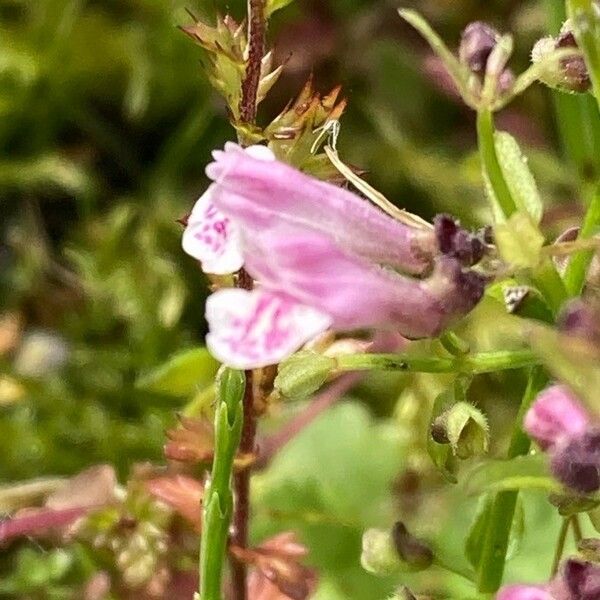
[476, 109, 517, 218]
[563, 184, 600, 295]
[335, 349, 538, 374]
[199, 368, 245, 600]
[551, 517, 571, 576]
[440, 331, 471, 356]
[572, 514, 584, 542]
[476, 368, 548, 592]
[545, 0, 600, 184]
[567, 0, 600, 111]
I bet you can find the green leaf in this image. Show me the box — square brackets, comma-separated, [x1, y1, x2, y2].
[136, 347, 219, 397]
[491, 132, 543, 223]
[266, 0, 295, 17]
[253, 403, 405, 599]
[465, 495, 524, 569]
[494, 211, 545, 268]
[464, 454, 559, 496]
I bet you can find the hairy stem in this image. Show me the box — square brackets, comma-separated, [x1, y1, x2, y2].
[229, 3, 267, 599]
[335, 349, 538, 374]
[199, 369, 245, 600]
[475, 108, 561, 592]
[239, 0, 267, 124]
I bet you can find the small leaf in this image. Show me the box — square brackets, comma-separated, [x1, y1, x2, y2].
[464, 454, 558, 496]
[266, 0, 295, 17]
[465, 495, 524, 569]
[493, 132, 543, 223]
[494, 211, 545, 268]
[137, 348, 219, 397]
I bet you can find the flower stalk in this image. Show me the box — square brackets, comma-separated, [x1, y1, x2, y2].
[230, 3, 266, 599]
[199, 368, 245, 600]
[335, 349, 538, 374]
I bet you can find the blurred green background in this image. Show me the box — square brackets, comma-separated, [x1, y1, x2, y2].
[0, 0, 592, 598]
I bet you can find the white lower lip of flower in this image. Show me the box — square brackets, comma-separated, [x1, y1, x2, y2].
[205, 288, 332, 369]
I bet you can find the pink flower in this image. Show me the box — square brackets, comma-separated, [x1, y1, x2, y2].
[183, 143, 486, 368]
[496, 585, 553, 600]
[524, 385, 589, 450]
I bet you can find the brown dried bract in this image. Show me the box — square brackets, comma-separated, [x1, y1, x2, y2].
[231, 532, 316, 600]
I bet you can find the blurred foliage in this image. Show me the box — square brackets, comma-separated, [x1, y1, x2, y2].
[0, 0, 594, 598]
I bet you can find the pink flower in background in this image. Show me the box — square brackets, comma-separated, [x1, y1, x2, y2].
[524, 385, 589, 450]
[496, 585, 553, 600]
[183, 143, 486, 368]
[497, 558, 600, 600]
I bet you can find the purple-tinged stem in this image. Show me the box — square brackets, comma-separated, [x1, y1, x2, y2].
[230, 2, 266, 599]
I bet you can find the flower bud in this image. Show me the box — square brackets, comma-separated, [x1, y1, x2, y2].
[391, 522, 433, 571]
[558, 299, 600, 349]
[434, 214, 486, 266]
[431, 401, 489, 459]
[361, 523, 432, 576]
[551, 428, 600, 494]
[388, 587, 417, 600]
[274, 351, 336, 400]
[524, 385, 589, 450]
[459, 22, 500, 74]
[549, 558, 600, 600]
[361, 528, 403, 576]
[531, 21, 590, 93]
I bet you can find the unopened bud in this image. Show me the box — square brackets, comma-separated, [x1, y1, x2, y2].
[531, 21, 590, 93]
[274, 351, 336, 400]
[459, 22, 499, 74]
[549, 558, 600, 600]
[558, 299, 600, 349]
[551, 428, 600, 494]
[431, 401, 489, 459]
[388, 587, 417, 600]
[434, 214, 486, 266]
[361, 523, 432, 576]
[524, 385, 589, 450]
[391, 522, 433, 571]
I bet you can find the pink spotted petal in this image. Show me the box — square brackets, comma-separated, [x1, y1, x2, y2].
[207, 142, 436, 275]
[182, 185, 244, 275]
[205, 289, 332, 369]
[241, 224, 484, 338]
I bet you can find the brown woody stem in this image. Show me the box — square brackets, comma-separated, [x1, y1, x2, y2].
[230, 3, 266, 599]
[238, 0, 266, 124]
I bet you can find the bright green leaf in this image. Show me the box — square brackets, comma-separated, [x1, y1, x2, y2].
[493, 132, 543, 223]
[464, 454, 558, 496]
[266, 0, 295, 17]
[136, 347, 219, 397]
[494, 211, 545, 268]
